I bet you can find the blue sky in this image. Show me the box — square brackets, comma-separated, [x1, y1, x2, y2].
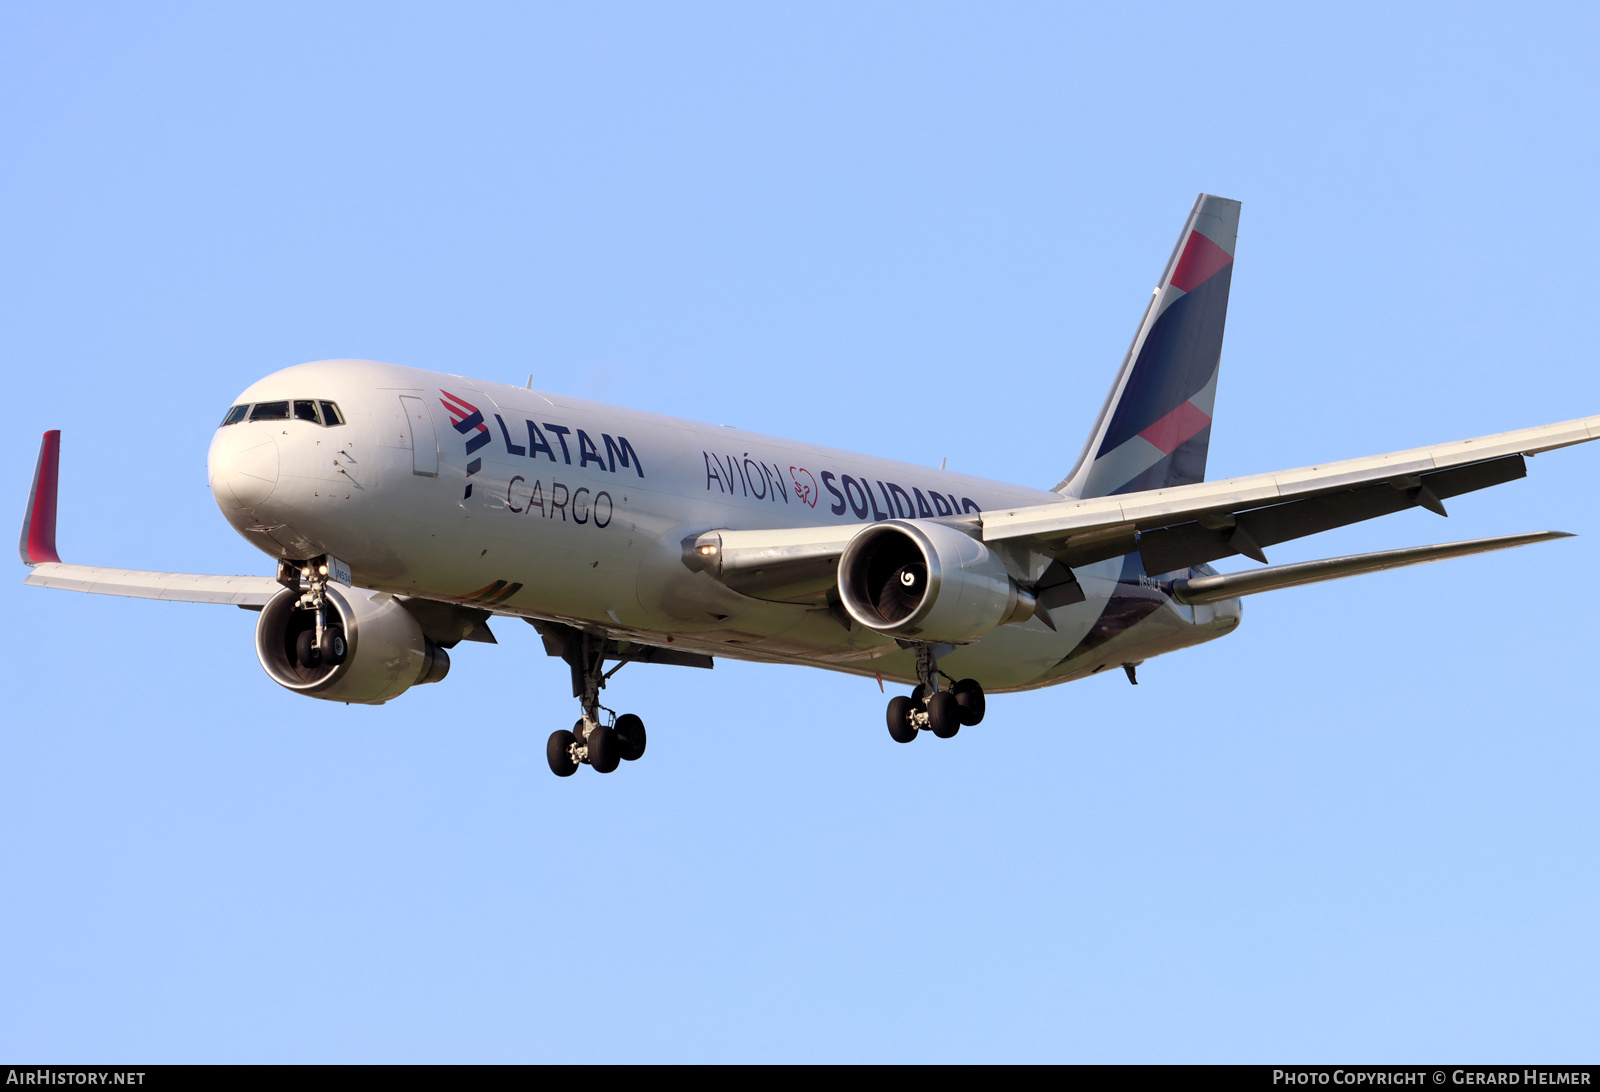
[2, 2, 1597, 1062]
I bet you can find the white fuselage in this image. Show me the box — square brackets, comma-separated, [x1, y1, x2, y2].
[207, 359, 1240, 692]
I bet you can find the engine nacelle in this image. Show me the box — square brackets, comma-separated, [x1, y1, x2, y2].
[255, 586, 450, 705]
[838, 519, 1036, 642]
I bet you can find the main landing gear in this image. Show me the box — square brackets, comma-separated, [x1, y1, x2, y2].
[885, 643, 985, 744]
[544, 628, 648, 778]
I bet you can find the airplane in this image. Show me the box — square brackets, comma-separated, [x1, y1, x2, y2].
[19, 194, 1599, 778]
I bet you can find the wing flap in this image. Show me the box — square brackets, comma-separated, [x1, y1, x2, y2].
[24, 562, 282, 606]
[1138, 454, 1526, 573]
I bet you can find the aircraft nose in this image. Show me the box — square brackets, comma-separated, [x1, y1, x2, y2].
[208, 428, 280, 509]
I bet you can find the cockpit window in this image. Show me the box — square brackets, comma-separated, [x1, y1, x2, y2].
[229, 399, 341, 425]
[250, 401, 290, 421]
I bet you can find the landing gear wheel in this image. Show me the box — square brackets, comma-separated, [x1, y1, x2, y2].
[547, 729, 578, 777]
[886, 695, 918, 743]
[295, 629, 321, 670]
[319, 627, 347, 666]
[588, 723, 621, 773]
[910, 684, 927, 707]
[615, 714, 647, 761]
[951, 678, 985, 726]
[928, 691, 962, 738]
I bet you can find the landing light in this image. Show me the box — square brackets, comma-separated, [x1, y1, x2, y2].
[697, 545, 718, 556]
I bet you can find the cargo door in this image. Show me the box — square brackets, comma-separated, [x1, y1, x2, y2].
[400, 395, 438, 476]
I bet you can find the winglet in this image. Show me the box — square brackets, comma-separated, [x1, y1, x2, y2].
[20, 430, 62, 566]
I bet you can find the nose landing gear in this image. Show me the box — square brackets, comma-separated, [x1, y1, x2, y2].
[542, 627, 649, 778]
[281, 555, 348, 673]
[885, 643, 986, 744]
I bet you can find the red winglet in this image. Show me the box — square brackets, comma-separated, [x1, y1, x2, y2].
[20, 430, 62, 565]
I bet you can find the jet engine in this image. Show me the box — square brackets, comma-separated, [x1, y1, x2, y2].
[837, 519, 1036, 642]
[254, 586, 450, 704]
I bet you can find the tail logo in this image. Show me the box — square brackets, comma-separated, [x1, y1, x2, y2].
[439, 390, 492, 499]
[1064, 194, 1241, 499]
[1169, 230, 1234, 293]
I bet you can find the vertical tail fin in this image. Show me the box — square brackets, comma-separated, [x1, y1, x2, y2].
[1056, 194, 1240, 498]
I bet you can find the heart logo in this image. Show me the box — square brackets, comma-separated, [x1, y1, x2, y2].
[790, 466, 818, 508]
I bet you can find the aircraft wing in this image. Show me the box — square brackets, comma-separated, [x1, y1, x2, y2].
[685, 414, 1597, 606]
[982, 414, 1600, 573]
[24, 562, 282, 607]
[18, 430, 285, 606]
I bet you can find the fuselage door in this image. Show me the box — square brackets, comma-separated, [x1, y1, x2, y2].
[399, 395, 439, 477]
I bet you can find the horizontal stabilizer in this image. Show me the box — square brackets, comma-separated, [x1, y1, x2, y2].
[1170, 531, 1573, 605]
[24, 562, 282, 606]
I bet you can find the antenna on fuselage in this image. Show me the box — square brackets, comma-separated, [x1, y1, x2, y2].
[526, 374, 532, 390]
